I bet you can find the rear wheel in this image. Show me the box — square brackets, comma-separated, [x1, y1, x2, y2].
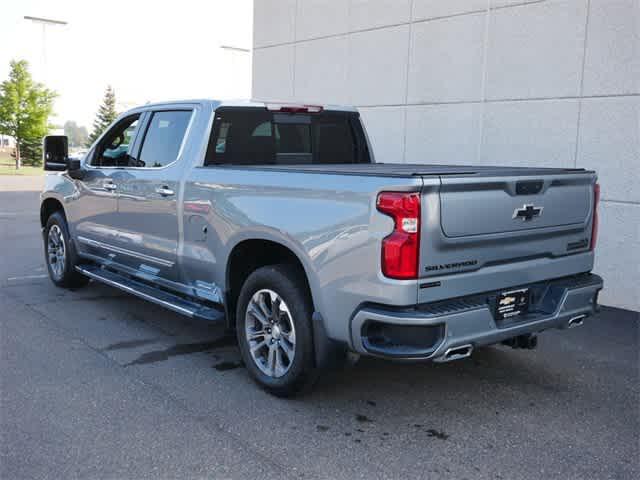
[236, 264, 318, 396]
[44, 211, 89, 289]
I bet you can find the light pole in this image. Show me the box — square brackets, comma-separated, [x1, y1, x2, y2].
[17, 16, 66, 169]
[23, 16, 68, 81]
[220, 45, 251, 98]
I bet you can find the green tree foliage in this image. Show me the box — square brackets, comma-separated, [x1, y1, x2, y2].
[87, 85, 117, 146]
[64, 120, 89, 148]
[0, 60, 56, 168]
[20, 137, 45, 166]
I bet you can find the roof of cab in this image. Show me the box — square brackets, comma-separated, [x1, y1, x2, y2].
[121, 99, 358, 115]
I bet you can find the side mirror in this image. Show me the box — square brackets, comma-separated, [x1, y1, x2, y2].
[43, 135, 84, 179]
[43, 135, 69, 171]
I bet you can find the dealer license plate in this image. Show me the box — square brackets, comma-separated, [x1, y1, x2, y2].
[496, 288, 529, 321]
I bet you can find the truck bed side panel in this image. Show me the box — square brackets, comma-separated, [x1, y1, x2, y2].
[182, 168, 422, 342]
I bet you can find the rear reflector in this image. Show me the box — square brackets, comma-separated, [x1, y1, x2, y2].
[265, 103, 323, 113]
[376, 192, 421, 280]
[591, 183, 600, 251]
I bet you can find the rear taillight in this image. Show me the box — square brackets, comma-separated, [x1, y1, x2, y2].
[591, 183, 600, 251]
[376, 192, 421, 279]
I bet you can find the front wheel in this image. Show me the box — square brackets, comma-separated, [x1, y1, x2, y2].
[44, 211, 89, 289]
[236, 264, 318, 397]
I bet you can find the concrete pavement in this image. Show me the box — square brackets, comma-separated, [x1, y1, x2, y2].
[1, 176, 638, 479]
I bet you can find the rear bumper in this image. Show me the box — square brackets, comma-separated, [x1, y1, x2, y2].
[349, 273, 603, 361]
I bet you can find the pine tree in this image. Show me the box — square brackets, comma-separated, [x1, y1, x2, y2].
[87, 85, 117, 146]
[20, 137, 45, 166]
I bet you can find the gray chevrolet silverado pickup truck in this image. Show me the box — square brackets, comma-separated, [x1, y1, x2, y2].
[40, 99, 603, 395]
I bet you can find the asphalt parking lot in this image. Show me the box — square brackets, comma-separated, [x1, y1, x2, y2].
[1, 176, 638, 480]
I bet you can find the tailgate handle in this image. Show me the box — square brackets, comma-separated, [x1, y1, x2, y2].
[516, 180, 543, 195]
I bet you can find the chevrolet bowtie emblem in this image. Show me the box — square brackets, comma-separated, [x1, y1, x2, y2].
[499, 296, 516, 306]
[513, 204, 543, 221]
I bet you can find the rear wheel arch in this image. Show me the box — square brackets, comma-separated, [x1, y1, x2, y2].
[225, 239, 316, 330]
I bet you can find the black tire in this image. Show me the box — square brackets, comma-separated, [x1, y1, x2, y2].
[44, 211, 90, 289]
[236, 264, 319, 397]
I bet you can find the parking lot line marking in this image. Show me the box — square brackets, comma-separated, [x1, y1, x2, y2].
[7, 274, 49, 281]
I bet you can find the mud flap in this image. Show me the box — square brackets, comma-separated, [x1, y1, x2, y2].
[312, 312, 347, 370]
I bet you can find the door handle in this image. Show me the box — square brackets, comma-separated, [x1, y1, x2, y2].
[155, 186, 175, 196]
[103, 182, 117, 191]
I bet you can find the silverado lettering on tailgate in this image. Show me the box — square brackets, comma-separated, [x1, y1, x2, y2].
[425, 260, 478, 272]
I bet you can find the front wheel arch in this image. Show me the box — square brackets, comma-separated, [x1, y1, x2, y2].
[40, 197, 65, 229]
[43, 211, 89, 289]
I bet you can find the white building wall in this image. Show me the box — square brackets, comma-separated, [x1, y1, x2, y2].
[252, 0, 640, 311]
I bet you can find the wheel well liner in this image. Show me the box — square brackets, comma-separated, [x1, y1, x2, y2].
[40, 198, 64, 228]
[225, 239, 312, 329]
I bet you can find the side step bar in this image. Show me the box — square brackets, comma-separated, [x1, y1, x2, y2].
[75, 265, 224, 322]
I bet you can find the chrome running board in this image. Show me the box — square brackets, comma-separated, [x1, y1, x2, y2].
[76, 264, 224, 322]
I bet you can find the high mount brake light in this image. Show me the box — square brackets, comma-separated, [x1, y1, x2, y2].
[265, 104, 323, 113]
[591, 183, 600, 251]
[376, 192, 421, 280]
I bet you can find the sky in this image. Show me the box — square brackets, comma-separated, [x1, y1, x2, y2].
[0, 0, 253, 129]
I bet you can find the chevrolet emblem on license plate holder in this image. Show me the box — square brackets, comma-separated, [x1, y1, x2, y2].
[496, 288, 530, 321]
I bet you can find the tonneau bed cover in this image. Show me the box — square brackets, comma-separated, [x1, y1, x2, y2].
[210, 163, 593, 178]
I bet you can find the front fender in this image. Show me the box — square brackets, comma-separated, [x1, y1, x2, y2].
[40, 173, 78, 226]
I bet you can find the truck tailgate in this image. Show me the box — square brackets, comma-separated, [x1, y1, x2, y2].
[440, 175, 591, 237]
[418, 172, 597, 303]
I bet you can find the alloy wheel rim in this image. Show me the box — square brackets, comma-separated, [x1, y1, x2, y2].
[245, 289, 296, 378]
[47, 225, 66, 280]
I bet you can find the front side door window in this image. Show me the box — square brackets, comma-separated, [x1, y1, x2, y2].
[90, 115, 141, 168]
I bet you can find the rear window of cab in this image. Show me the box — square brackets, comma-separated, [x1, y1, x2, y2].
[204, 108, 370, 166]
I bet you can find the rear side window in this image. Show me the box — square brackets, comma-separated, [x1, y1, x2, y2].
[205, 108, 369, 166]
[138, 110, 192, 168]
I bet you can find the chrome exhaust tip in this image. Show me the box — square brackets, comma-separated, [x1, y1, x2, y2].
[568, 315, 586, 328]
[436, 344, 474, 363]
